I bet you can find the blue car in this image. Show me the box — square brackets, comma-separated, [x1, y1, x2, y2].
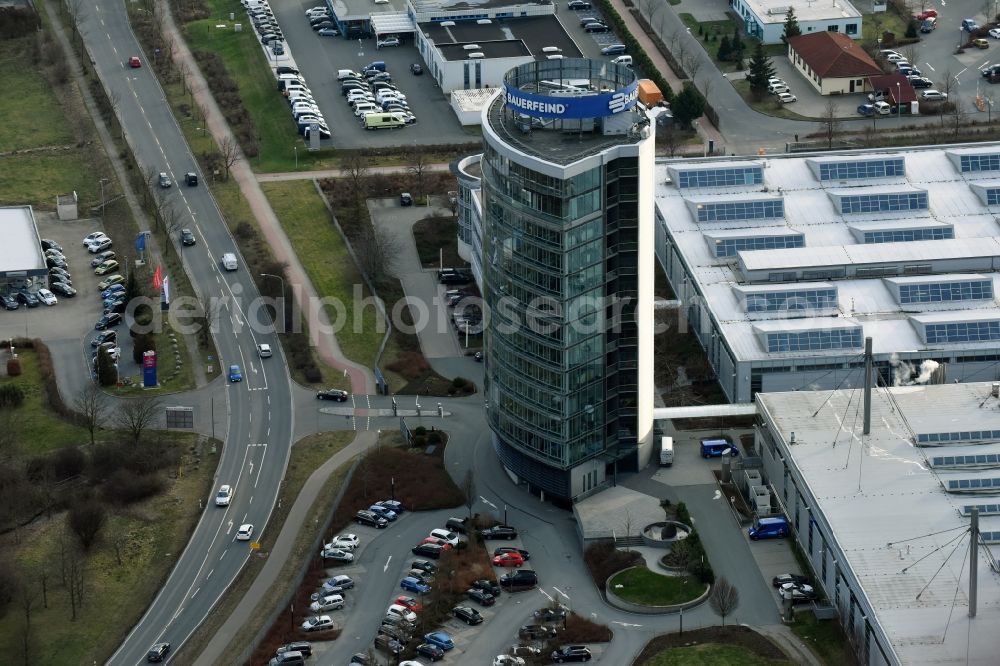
[423, 631, 454, 651]
[401, 576, 431, 594]
[601, 44, 627, 55]
[101, 285, 126, 299]
[369, 504, 397, 521]
[229, 364, 242, 382]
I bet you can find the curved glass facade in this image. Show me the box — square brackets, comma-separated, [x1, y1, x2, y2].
[481, 142, 641, 500]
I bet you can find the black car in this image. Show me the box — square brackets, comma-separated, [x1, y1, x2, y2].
[146, 642, 170, 662]
[534, 605, 568, 622]
[95, 312, 123, 330]
[349, 654, 373, 665]
[276, 641, 312, 658]
[317, 388, 349, 401]
[410, 63, 423, 75]
[400, 192, 413, 206]
[439, 272, 472, 285]
[472, 578, 501, 596]
[567, 0, 591, 7]
[40, 238, 63, 252]
[50, 282, 76, 297]
[466, 587, 496, 606]
[373, 635, 404, 654]
[355, 510, 389, 528]
[16, 291, 39, 308]
[411, 543, 444, 559]
[481, 525, 518, 540]
[104, 300, 127, 315]
[452, 605, 483, 625]
[276, 66, 299, 75]
[415, 642, 445, 661]
[551, 645, 592, 663]
[46, 256, 68, 269]
[93, 330, 117, 347]
[584, 22, 609, 32]
[185, 172, 198, 186]
[180, 228, 197, 246]
[772, 573, 810, 588]
[311, 21, 334, 30]
[0, 294, 18, 310]
[501, 570, 538, 591]
[495, 546, 531, 560]
[518, 624, 557, 640]
[411, 558, 437, 574]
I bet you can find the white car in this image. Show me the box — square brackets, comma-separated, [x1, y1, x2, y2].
[89, 237, 113, 253]
[37, 288, 57, 306]
[236, 524, 254, 540]
[766, 77, 785, 87]
[386, 603, 418, 623]
[777, 92, 797, 104]
[494, 657, 526, 666]
[310, 593, 345, 612]
[990, 27, 1000, 39]
[322, 574, 355, 592]
[327, 533, 360, 550]
[257, 343, 272, 358]
[429, 528, 460, 547]
[377, 36, 401, 48]
[767, 83, 789, 95]
[301, 615, 335, 632]
[886, 53, 906, 63]
[921, 89, 948, 101]
[83, 231, 108, 247]
[320, 547, 354, 563]
[215, 484, 233, 506]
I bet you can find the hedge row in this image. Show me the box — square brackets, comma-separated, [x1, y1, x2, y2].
[593, 0, 674, 102]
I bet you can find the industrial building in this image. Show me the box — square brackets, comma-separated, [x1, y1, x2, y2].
[0, 205, 49, 292]
[756, 382, 1000, 666]
[455, 58, 655, 502]
[731, 0, 862, 44]
[655, 144, 1000, 402]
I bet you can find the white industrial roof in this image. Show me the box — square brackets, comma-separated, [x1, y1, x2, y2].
[655, 143, 1000, 362]
[0, 206, 45, 274]
[757, 382, 1000, 666]
[742, 0, 861, 24]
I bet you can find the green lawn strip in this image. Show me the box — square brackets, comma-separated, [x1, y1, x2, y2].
[0, 151, 100, 209]
[607, 566, 705, 605]
[262, 180, 381, 369]
[645, 644, 787, 666]
[1, 351, 89, 455]
[730, 80, 813, 120]
[790, 611, 853, 666]
[0, 36, 75, 150]
[2, 433, 214, 665]
[864, 10, 911, 45]
[412, 215, 464, 268]
[182, 0, 336, 173]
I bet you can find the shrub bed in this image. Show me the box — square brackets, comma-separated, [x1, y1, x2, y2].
[583, 540, 643, 588]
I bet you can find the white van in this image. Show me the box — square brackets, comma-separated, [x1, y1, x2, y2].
[364, 112, 406, 130]
[612, 55, 633, 66]
[659, 436, 674, 466]
[222, 253, 238, 271]
[353, 102, 380, 117]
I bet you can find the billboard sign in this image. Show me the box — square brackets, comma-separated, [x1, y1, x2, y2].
[143, 350, 157, 388]
[502, 80, 639, 119]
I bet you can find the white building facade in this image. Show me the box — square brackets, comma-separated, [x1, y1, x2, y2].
[731, 0, 863, 44]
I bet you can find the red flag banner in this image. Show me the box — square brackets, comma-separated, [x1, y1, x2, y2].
[153, 265, 163, 290]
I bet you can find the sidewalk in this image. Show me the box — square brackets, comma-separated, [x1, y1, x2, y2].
[608, 0, 725, 150]
[257, 163, 452, 182]
[160, 5, 375, 395]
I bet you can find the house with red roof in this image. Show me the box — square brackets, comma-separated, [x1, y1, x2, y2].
[787, 32, 883, 95]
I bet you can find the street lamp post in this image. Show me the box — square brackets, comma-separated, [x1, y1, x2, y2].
[98, 178, 109, 220]
[896, 82, 901, 119]
[294, 145, 298, 169]
[260, 272, 287, 329]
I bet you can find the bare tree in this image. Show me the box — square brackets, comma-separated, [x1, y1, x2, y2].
[621, 508, 634, 541]
[408, 148, 429, 200]
[219, 135, 241, 181]
[818, 100, 843, 149]
[658, 123, 686, 158]
[461, 469, 476, 519]
[197, 291, 222, 346]
[951, 98, 968, 136]
[73, 384, 109, 446]
[341, 153, 371, 217]
[162, 204, 185, 237]
[115, 396, 161, 444]
[17, 576, 37, 665]
[683, 53, 702, 81]
[68, 501, 106, 551]
[709, 576, 740, 626]
[355, 222, 402, 285]
[107, 88, 124, 140]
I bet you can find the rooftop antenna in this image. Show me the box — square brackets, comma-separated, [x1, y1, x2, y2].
[863, 336, 873, 435]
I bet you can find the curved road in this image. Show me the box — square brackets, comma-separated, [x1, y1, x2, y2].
[75, 3, 295, 664]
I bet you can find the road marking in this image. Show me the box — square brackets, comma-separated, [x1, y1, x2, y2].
[384, 555, 392, 572]
[539, 588, 553, 601]
[925, 62, 935, 71]
[206, 568, 214, 580]
[553, 586, 569, 600]
[191, 587, 200, 599]
[612, 621, 643, 627]
[219, 552, 226, 561]
[171, 606, 185, 621]
[227, 520, 233, 534]
[255, 443, 268, 488]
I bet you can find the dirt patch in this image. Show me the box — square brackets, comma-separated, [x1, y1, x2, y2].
[634, 626, 793, 664]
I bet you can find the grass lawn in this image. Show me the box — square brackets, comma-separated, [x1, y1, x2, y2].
[863, 10, 912, 45]
[262, 180, 382, 369]
[0, 151, 100, 209]
[0, 37, 74, 151]
[790, 611, 853, 666]
[1, 350, 90, 455]
[0, 432, 216, 665]
[607, 566, 706, 606]
[730, 79, 813, 120]
[645, 644, 788, 665]
[182, 0, 338, 173]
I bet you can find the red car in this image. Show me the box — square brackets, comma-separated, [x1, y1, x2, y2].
[394, 595, 423, 612]
[493, 552, 525, 567]
[916, 9, 937, 20]
[128, 56, 142, 68]
[420, 536, 453, 550]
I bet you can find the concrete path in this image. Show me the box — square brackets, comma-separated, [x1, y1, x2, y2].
[257, 163, 452, 182]
[160, 5, 375, 396]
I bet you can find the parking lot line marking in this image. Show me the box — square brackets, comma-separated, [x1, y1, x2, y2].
[206, 568, 214, 580]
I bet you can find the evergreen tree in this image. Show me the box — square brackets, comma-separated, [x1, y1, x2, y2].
[782, 8, 801, 44]
[717, 35, 732, 62]
[731, 32, 745, 63]
[672, 83, 705, 129]
[746, 42, 776, 100]
[97, 347, 117, 386]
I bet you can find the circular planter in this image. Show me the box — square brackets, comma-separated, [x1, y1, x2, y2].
[641, 520, 693, 550]
[604, 566, 710, 615]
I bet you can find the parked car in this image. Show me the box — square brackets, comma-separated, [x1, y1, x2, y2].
[94, 312, 122, 330]
[772, 573, 810, 588]
[320, 547, 354, 563]
[318, 27, 340, 36]
[500, 570, 538, 591]
[40, 238, 63, 252]
[467, 587, 496, 606]
[275, 642, 313, 658]
[518, 624, 556, 640]
[472, 578, 502, 596]
[317, 388, 349, 401]
[377, 36, 401, 48]
[534, 605, 568, 622]
[310, 593, 345, 612]
[321, 574, 355, 593]
[921, 90, 948, 101]
[777, 92, 797, 104]
[83, 231, 108, 246]
[301, 615, 335, 632]
[909, 76, 934, 89]
[94, 259, 120, 275]
[373, 635, 404, 654]
[415, 643, 445, 661]
[369, 504, 397, 521]
[916, 9, 937, 20]
[16, 291, 39, 308]
[453, 605, 483, 625]
[327, 534, 360, 550]
[767, 83, 789, 95]
[779, 582, 818, 602]
[963, 18, 980, 32]
[89, 237, 113, 254]
[0, 294, 17, 310]
[394, 595, 423, 612]
[387, 603, 418, 623]
[493, 552, 525, 567]
[98, 274, 126, 290]
[600, 44, 626, 55]
[551, 645, 593, 663]
[494, 546, 531, 560]
[412, 543, 444, 559]
[379, 499, 406, 514]
[50, 282, 76, 297]
[423, 632, 454, 651]
[91, 250, 117, 267]
[401, 576, 431, 593]
[411, 559, 437, 575]
[481, 525, 518, 540]
[356, 510, 389, 528]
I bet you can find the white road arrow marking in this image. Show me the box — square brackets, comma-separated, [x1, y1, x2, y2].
[384, 555, 392, 573]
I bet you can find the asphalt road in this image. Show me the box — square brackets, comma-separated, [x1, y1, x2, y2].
[75, 4, 295, 664]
